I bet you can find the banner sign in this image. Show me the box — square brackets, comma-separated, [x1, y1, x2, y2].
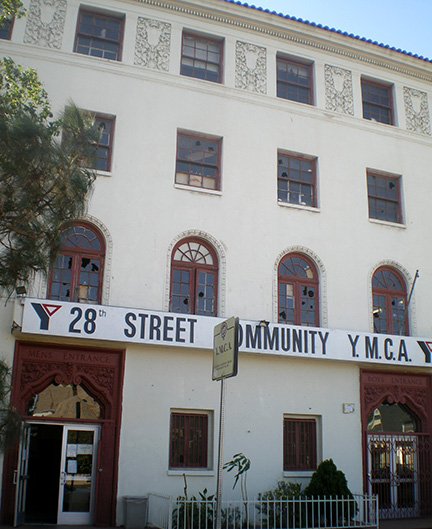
[21, 298, 432, 368]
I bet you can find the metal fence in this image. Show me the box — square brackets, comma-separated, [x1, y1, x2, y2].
[148, 494, 378, 529]
[148, 493, 173, 529]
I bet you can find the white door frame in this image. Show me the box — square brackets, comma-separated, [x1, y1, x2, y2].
[57, 424, 100, 525]
[14, 422, 100, 526]
[14, 424, 31, 527]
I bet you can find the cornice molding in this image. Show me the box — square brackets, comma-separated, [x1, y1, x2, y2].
[135, 0, 432, 82]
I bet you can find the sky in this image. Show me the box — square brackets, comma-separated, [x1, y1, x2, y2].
[234, 0, 432, 60]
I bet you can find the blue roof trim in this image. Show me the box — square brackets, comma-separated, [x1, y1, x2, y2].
[222, 0, 432, 64]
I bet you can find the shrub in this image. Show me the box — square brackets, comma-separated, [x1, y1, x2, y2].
[303, 459, 358, 526]
[256, 480, 303, 528]
[172, 488, 215, 529]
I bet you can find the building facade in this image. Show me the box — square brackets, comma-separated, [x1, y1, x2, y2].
[1, 0, 432, 525]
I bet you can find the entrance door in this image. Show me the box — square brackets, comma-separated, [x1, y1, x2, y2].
[14, 423, 100, 526]
[368, 434, 419, 518]
[58, 425, 100, 524]
[14, 425, 31, 526]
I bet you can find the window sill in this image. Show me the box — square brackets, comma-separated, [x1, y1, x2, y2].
[277, 200, 320, 213]
[174, 183, 222, 196]
[368, 218, 406, 229]
[168, 469, 215, 477]
[277, 95, 314, 107]
[96, 169, 112, 178]
[363, 117, 395, 127]
[283, 470, 315, 479]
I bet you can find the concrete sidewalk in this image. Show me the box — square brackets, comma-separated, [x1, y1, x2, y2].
[380, 519, 432, 529]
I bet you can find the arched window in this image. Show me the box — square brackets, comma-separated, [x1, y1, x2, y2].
[367, 401, 417, 433]
[372, 267, 408, 335]
[278, 253, 319, 326]
[48, 223, 105, 303]
[170, 238, 218, 316]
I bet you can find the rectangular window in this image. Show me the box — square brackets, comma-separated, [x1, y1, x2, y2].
[93, 115, 115, 172]
[181, 33, 223, 83]
[283, 418, 317, 471]
[367, 171, 402, 223]
[277, 57, 313, 105]
[0, 17, 13, 40]
[362, 79, 393, 125]
[74, 9, 124, 61]
[169, 411, 209, 468]
[278, 152, 316, 207]
[176, 132, 221, 191]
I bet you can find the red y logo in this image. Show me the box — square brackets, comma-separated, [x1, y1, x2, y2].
[31, 303, 62, 330]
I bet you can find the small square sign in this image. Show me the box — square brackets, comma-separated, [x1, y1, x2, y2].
[213, 317, 239, 380]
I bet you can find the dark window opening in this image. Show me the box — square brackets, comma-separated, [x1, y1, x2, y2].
[277, 57, 313, 105]
[74, 10, 124, 61]
[283, 418, 317, 471]
[181, 33, 222, 83]
[169, 412, 209, 468]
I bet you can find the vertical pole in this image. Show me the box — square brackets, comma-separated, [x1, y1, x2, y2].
[216, 377, 226, 529]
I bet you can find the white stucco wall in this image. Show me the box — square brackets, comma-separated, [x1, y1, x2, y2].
[1, 0, 432, 524]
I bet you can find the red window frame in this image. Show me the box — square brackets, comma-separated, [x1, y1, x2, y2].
[278, 253, 319, 326]
[180, 32, 223, 83]
[47, 222, 105, 304]
[278, 152, 317, 207]
[277, 57, 313, 105]
[367, 171, 402, 223]
[372, 267, 408, 336]
[169, 412, 209, 468]
[170, 238, 218, 316]
[361, 79, 394, 125]
[283, 418, 317, 471]
[74, 8, 124, 61]
[176, 132, 221, 191]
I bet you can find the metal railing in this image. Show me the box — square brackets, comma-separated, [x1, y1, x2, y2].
[164, 494, 378, 529]
[148, 492, 173, 529]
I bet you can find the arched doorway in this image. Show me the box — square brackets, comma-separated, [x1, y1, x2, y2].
[361, 371, 432, 519]
[1, 342, 124, 526]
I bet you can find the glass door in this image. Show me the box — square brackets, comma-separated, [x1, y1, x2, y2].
[57, 425, 100, 524]
[14, 424, 31, 527]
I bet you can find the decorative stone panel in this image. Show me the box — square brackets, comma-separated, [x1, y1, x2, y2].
[235, 41, 267, 94]
[360, 370, 431, 431]
[324, 64, 354, 115]
[134, 17, 171, 71]
[404, 86, 431, 135]
[23, 0, 67, 49]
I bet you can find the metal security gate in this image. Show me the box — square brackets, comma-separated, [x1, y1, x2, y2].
[367, 433, 432, 519]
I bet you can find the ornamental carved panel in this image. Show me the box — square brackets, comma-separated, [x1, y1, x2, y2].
[324, 64, 354, 115]
[23, 0, 67, 49]
[361, 370, 431, 431]
[134, 17, 171, 71]
[235, 41, 267, 94]
[404, 86, 431, 135]
[12, 342, 124, 420]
